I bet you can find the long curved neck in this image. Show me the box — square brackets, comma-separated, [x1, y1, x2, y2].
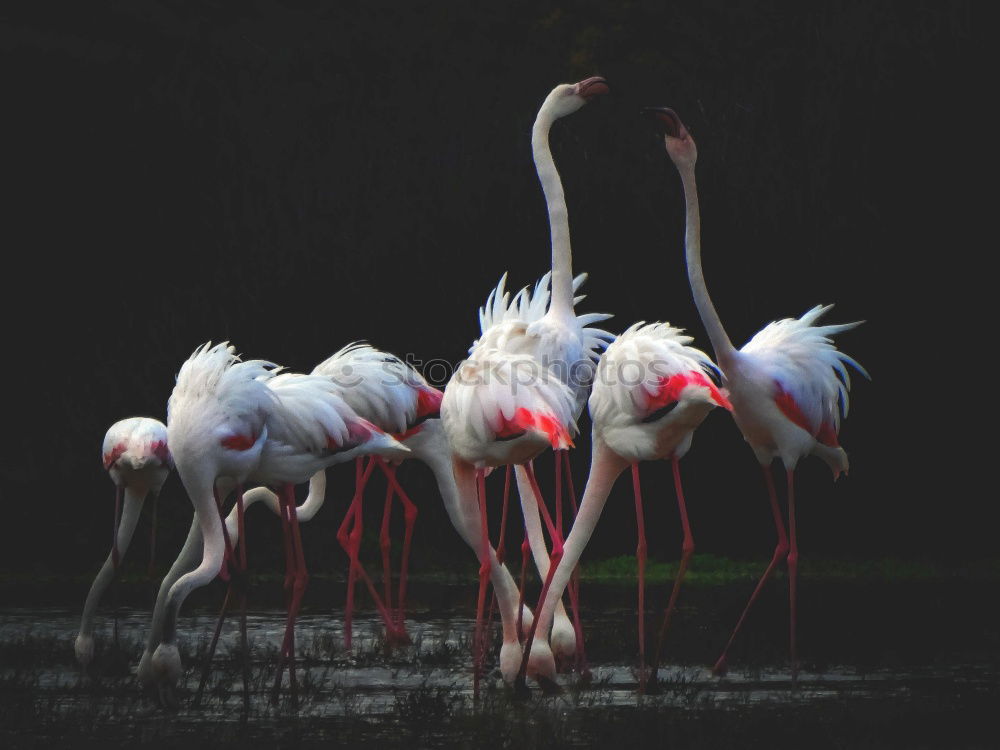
[145, 513, 200, 654]
[678, 163, 736, 365]
[78, 486, 146, 639]
[423, 443, 520, 643]
[225, 471, 328, 546]
[536, 440, 627, 634]
[160, 469, 225, 644]
[532, 110, 575, 321]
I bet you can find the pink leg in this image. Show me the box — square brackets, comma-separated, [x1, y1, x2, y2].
[337, 459, 405, 647]
[485, 465, 512, 638]
[193, 582, 233, 707]
[560, 450, 588, 677]
[652, 456, 695, 680]
[274, 483, 316, 705]
[472, 468, 491, 700]
[338, 458, 373, 649]
[378, 462, 395, 615]
[381, 462, 418, 631]
[787, 469, 799, 684]
[554, 450, 563, 540]
[631, 464, 649, 691]
[283, 483, 310, 705]
[516, 526, 530, 642]
[272, 485, 294, 701]
[515, 463, 566, 689]
[712, 466, 789, 676]
[203, 485, 250, 707]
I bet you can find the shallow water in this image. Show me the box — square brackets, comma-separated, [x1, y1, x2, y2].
[1, 579, 997, 748]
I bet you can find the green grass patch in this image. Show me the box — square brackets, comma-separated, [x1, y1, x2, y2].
[576, 554, 998, 585]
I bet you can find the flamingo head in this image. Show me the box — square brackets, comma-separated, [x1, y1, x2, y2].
[642, 106, 697, 168]
[544, 76, 610, 119]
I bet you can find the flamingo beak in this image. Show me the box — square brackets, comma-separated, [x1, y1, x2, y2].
[641, 106, 685, 138]
[576, 76, 610, 100]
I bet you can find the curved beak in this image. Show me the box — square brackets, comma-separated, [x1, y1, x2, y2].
[576, 76, 610, 100]
[641, 106, 685, 138]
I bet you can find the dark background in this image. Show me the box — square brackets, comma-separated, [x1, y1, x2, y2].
[0, 1, 987, 580]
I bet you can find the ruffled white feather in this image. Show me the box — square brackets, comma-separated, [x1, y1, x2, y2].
[589, 321, 720, 427]
[311, 342, 430, 434]
[740, 305, 869, 436]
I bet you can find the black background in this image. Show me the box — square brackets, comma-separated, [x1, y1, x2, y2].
[0, 1, 987, 579]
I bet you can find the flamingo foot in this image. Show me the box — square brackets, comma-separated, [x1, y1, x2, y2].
[385, 624, 412, 646]
[712, 656, 729, 677]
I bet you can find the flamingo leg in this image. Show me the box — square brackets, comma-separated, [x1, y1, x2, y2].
[199, 484, 250, 708]
[212, 486, 236, 584]
[380, 461, 418, 632]
[338, 457, 372, 649]
[272, 485, 296, 703]
[631, 464, 649, 692]
[554, 449, 563, 540]
[560, 449, 588, 678]
[651, 456, 695, 683]
[337, 458, 405, 647]
[378, 461, 395, 616]
[472, 467, 491, 700]
[515, 462, 565, 690]
[193, 583, 233, 707]
[516, 525, 530, 642]
[274, 483, 311, 706]
[485, 465, 511, 642]
[712, 466, 789, 676]
[284, 483, 309, 706]
[787, 469, 799, 685]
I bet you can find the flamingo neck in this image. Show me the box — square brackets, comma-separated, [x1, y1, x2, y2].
[431, 452, 520, 643]
[678, 164, 736, 365]
[532, 110, 574, 321]
[77, 486, 147, 641]
[160, 470, 226, 644]
[535, 441, 627, 635]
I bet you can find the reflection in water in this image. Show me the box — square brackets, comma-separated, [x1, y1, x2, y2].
[2, 602, 995, 720]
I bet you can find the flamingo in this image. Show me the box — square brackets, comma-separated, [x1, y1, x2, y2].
[144, 343, 407, 705]
[75, 417, 172, 667]
[646, 106, 869, 681]
[441, 77, 614, 691]
[443, 272, 613, 693]
[309, 342, 442, 646]
[506, 75, 615, 685]
[518, 322, 732, 692]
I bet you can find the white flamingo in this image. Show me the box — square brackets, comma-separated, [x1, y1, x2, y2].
[75, 417, 172, 667]
[647, 106, 869, 681]
[520, 322, 732, 691]
[144, 343, 406, 704]
[442, 77, 614, 691]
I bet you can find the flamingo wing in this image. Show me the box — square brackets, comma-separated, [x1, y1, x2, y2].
[741, 305, 869, 443]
